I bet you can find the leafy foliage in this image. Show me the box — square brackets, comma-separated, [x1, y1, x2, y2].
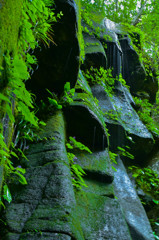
[83, 67, 129, 97]
[67, 152, 88, 190]
[129, 166, 159, 200]
[0, 0, 60, 207]
[61, 82, 75, 106]
[109, 150, 117, 172]
[66, 136, 92, 154]
[117, 146, 134, 159]
[41, 82, 76, 113]
[66, 136, 92, 189]
[134, 96, 159, 135]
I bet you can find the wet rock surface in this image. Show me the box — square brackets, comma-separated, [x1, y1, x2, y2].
[113, 156, 154, 240]
[82, 32, 107, 70]
[91, 84, 154, 162]
[1, 1, 157, 240]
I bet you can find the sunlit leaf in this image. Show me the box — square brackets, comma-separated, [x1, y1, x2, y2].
[3, 185, 12, 203]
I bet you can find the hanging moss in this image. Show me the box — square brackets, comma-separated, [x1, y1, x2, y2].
[0, 0, 23, 85]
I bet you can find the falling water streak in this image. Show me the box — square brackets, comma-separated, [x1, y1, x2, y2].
[103, 134, 105, 151]
[113, 44, 116, 77]
[93, 126, 96, 150]
[63, 47, 73, 72]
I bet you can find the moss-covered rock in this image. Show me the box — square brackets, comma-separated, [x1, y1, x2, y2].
[82, 32, 107, 70]
[0, 0, 23, 88]
[1, 111, 83, 240]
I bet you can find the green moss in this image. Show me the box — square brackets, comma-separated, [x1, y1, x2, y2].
[74, 0, 85, 61]
[69, 206, 85, 240]
[0, 0, 23, 206]
[84, 38, 105, 55]
[0, 0, 23, 67]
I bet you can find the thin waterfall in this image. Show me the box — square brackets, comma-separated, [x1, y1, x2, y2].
[103, 134, 105, 151]
[93, 126, 96, 150]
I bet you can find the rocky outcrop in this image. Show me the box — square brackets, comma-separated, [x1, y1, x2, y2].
[1, 1, 157, 240]
[26, 0, 80, 99]
[82, 32, 107, 70]
[91, 83, 154, 162]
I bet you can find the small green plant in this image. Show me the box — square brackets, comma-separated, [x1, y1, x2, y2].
[61, 82, 75, 106]
[109, 150, 117, 172]
[153, 231, 159, 240]
[104, 110, 119, 121]
[66, 136, 92, 190]
[117, 146, 134, 159]
[83, 67, 129, 98]
[150, 219, 159, 240]
[134, 96, 159, 135]
[83, 67, 115, 97]
[46, 89, 62, 110]
[67, 152, 88, 190]
[66, 136, 92, 154]
[129, 166, 159, 200]
[46, 82, 75, 111]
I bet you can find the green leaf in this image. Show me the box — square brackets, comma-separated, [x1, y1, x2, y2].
[0, 93, 11, 103]
[6, 104, 15, 122]
[10, 151, 19, 159]
[64, 82, 71, 92]
[12, 56, 29, 80]
[3, 185, 12, 203]
[46, 89, 53, 97]
[0, 149, 10, 157]
[153, 232, 159, 240]
[111, 166, 117, 172]
[57, 104, 62, 109]
[69, 136, 92, 153]
[153, 200, 159, 205]
[39, 121, 46, 126]
[0, 200, 6, 209]
[18, 101, 38, 127]
[66, 143, 73, 149]
[17, 148, 28, 161]
[16, 167, 26, 174]
[14, 172, 27, 185]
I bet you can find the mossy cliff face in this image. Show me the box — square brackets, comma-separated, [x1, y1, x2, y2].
[0, 0, 23, 205]
[0, 0, 23, 87]
[0, 0, 157, 239]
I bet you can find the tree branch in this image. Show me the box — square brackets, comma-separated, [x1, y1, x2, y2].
[131, 1, 147, 26]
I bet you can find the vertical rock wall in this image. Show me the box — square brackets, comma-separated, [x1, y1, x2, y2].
[0, 1, 157, 240]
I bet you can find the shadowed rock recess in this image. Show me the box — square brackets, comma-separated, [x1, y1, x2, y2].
[1, 1, 157, 240]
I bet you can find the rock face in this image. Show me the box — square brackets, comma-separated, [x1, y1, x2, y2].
[91, 83, 154, 162]
[26, 0, 80, 99]
[113, 157, 154, 240]
[1, 1, 157, 240]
